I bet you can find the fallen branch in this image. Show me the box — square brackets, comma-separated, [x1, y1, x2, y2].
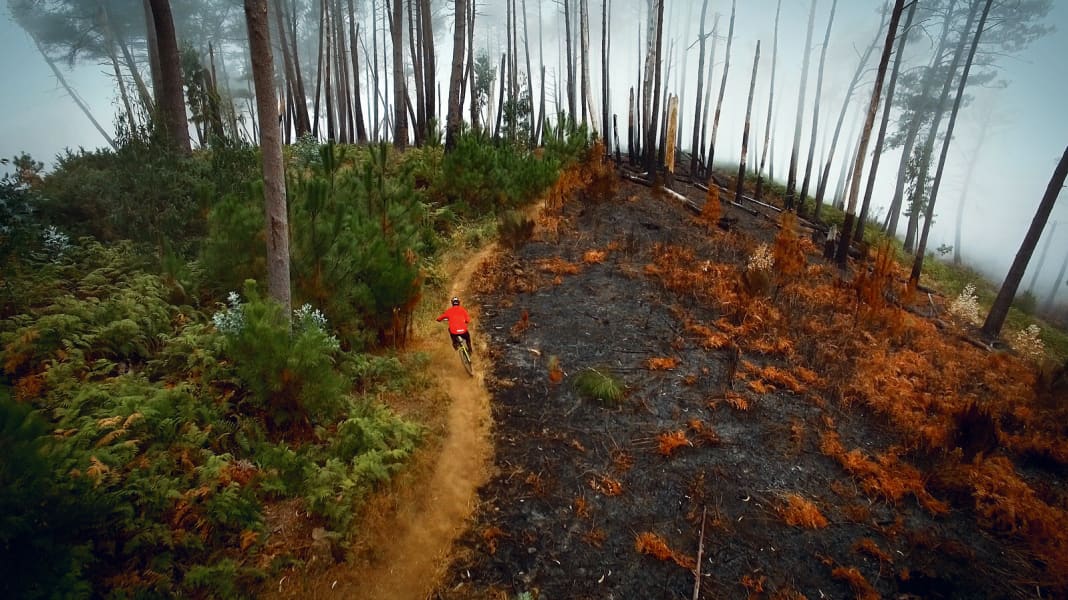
[693, 506, 707, 600]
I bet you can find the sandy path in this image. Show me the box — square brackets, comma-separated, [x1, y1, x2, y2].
[346, 244, 496, 599]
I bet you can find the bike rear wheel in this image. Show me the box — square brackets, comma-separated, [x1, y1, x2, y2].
[459, 344, 474, 376]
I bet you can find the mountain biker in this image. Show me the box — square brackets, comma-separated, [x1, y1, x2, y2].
[436, 297, 473, 355]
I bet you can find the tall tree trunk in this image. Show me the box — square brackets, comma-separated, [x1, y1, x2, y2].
[798, 0, 837, 216]
[323, 0, 337, 141]
[408, 0, 426, 144]
[348, 3, 368, 141]
[911, 0, 993, 287]
[335, 0, 353, 143]
[689, 0, 709, 178]
[905, 0, 978, 254]
[244, 0, 292, 316]
[628, 87, 636, 163]
[735, 41, 761, 204]
[563, 0, 576, 120]
[272, 0, 303, 136]
[785, 0, 817, 211]
[580, 0, 593, 130]
[812, 6, 886, 218]
[856, 0, 917, 242]
[640, 0, 656, 167]
[754, 0, 781, 202]
[467, 0, 479, 135]
[390, 0, 409, 147]
[274, 0, 310, 135]
[285, 0, 312, 135]
[535, 0, 546, 142]
[313, 0, 325, 136]
[836, 0, 907, 266]
[643, 0, 664, 173]
[706, 0, 736, 174]
[494, 53, 506, 139]
[886, 0, 960, 238]
[983, 145, 1068, 337]
[522, 0, 537, 143]
[371, 0, 381, 140]
[601, 0, 611, 151]
[421, 0, 436, 132]
[147, 0, 191, 154]
[698, 15, 719, 175]
[445, 0, 467, 150]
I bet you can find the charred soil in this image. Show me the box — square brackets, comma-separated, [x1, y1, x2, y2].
[435, 172, 1067, 599]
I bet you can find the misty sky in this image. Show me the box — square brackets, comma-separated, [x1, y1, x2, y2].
[1, 0, 1066, 304]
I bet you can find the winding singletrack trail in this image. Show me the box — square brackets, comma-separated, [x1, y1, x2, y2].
[340, 244, 497, 599]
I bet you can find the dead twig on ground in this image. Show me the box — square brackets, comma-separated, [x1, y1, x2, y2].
[693, 506, 707, 600]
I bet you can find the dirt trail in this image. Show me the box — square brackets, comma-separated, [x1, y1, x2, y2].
[348, 244, 496, 600]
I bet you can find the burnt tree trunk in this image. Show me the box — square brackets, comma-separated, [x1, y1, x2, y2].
[390, 0, 408, 147]
[798, 0, 836, 217]
[911, 0, 993, 287]
[785, 0, 817, 211]
[689, 0, 709, 178]
[735, 41, 761, 205]
[856, 0, 916, 242]
[836, 0, 907, 266]
[754, 0, 781, 203]
[707, 0, 736, 173]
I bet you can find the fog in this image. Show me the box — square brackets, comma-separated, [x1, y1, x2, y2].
[1, 0, 1066, 307]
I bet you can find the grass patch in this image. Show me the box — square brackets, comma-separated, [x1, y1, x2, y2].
[573, 368, 625, 405]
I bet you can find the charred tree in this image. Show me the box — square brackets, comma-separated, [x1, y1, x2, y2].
[798, 0, 836, 217]
[736, 41, 761, 205]
[689, 0, 710, 178]
[754, 0, 781, 203]
[784, 0, 817, 211]
[601, 0, 611, 151]
[886, 0, 960, 238]
[643, 0, 665, 173]
[856, 0, 917, 242]
[706, 0, 736, 174]
[911, 0, 993, 287]
[836, 0, 907, 266]
[698, 15, 719, 175]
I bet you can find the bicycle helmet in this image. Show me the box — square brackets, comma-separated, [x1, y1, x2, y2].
[451, 297, 461, 306]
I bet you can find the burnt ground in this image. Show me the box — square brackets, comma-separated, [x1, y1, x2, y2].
[434, 175, 1045, 600]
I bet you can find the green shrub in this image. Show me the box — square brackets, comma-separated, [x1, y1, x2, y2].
[437, 132, 559, 216]
[573, 368, 625, 405]
[213, 282, 347, 430]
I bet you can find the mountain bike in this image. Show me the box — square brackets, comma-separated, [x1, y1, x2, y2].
[456, 336, 474, 377]
[442, 319, 474, 377]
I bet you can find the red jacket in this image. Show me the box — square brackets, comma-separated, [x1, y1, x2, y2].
[436, 305, 471, 334]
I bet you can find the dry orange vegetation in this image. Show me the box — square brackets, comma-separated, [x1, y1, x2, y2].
[634, 532, 696, 570]
[778, 493, 830, 529]
[640, 208, 1068, 588]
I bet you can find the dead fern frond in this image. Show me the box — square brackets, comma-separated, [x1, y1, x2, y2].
[634, 532, 696, 570]
[778, 493, 829, 529]
[657, 431, 691, 456]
